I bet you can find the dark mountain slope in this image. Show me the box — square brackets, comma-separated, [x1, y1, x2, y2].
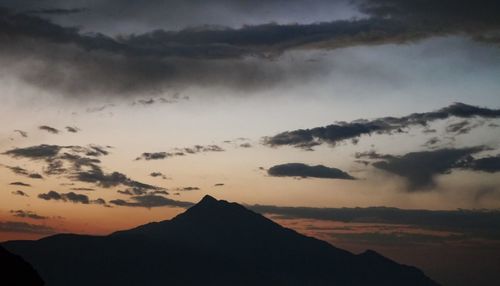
[0, 245, 44, 286]
[3, 195, 438, 286]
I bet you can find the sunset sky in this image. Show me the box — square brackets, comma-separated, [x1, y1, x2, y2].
[1, 1, 500, 285]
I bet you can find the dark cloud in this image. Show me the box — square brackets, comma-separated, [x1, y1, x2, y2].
[214, 183, 225, 187]
[110, 195, 193, 208]
[459, 155, 500, 173]
[150, 190, 170, 195]
[39, 125, 60, 134]
[177, 145, 224, 154]
[70, 187, 95, 191]
[239, 143, 252, 148]
[10, 210, 48, 220]
[131, 96, 187, 106]
[0, 221, 55, 234]
[3, 165, 44, 179]
[445, 120, 484, 135]
[13, 129, 28, 138]
[65, 126, 80, 133]
[3, 144, 156, 191]
[73, 166, 159, 190]
[0, 0, 499, 95]
[26, 8, 87, 15]
[85, 145, 109, 156]
[137, 145, 225, 160]
[91, 198, 108, 205]
[11, 190, 29, 197]
[177, 187, 200, 191]
[264, 103, 500, 149]
[268, 163, 355, 180]
[360, 147, 486, 190]
[38, 190, 101, 204]
[4, 144, 62, 159]
[423, 137, 441, 147]
[137, 152, 169, 161]
[250, 204, 500, 240]
[86, 104, 115, 113]
[150, 172, 167, 179]
[9, 182, 31, 187]
[354, 151, 393, 160]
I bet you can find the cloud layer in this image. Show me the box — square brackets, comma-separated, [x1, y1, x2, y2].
[264, 103, 500, 150]
[268, 163, 355, 180]
[1, 0, 499, 96]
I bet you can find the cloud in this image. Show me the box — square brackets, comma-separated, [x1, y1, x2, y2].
[0, 221, 55, 234]
[10, 210, 48, 220]
[26, 8, 87, 15]
[65, 126, 80, 133]
[70, 187, 95, 191]
[109, 195, 193, 208]
[360, 147, 486, 190]
[3, 165, 43, 179]
[445, 120, 484, 135]
[0, 2, 492, 97]
[264, 103, 500, 149]
[11, 190, 29, 197]
[214, 183, 225, 187]
[72, 165, 161, 191]
[176, 187, 200, 191]
[150, 172, 167, 179]
[268, 163, 355, 180]
[249, 204, 500, 240]
[38, 190, 93, 204]
[3, 1, 499, 96]
[4, 144, 157, 191]
[137, 152, 169, 160]
[39, 125, 60, 134]
[13, 129, 28, 138]
[423, 137, 441, 148]
[4, 144, 62, 159]
[9, 182, 31, 187]
[38, 191, 109, 206]
[459, 155, 500, 173]
[239, 143, 252, 148]
[136, 145, 225, 160]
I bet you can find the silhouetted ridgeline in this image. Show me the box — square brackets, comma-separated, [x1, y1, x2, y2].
[3, 195, 438, 286]
[0, 245, 44, 285]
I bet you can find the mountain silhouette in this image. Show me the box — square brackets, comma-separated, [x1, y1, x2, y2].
[3, 195, 438, 286]
[0, 245, 44, 286]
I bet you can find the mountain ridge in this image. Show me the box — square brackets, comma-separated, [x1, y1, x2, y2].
[3, 195, 439, 286]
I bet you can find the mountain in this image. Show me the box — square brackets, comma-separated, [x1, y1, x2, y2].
[0, 245, 44, 286]
[3, 195, 439, 286]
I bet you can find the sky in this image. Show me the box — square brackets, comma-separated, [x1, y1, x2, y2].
[1, 1, 500, 285]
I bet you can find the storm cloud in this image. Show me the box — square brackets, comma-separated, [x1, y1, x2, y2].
[268, 163, 355, 180]
[1, 0, 499, 96]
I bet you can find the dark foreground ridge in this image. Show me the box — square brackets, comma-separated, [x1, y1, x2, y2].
[0, 245, 44, 286]
[3, 195, 439, 286]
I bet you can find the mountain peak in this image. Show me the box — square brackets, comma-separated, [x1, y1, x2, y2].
[198, 194, 218, 205]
